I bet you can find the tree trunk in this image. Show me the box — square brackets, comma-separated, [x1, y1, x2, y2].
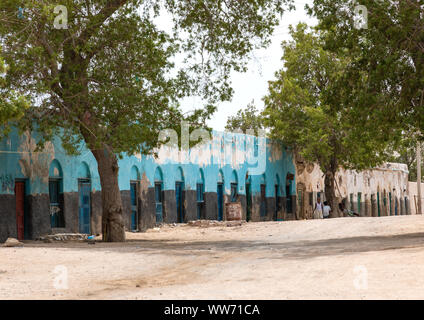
[92, 148, 126, 242]
[324, 171, 338, 218]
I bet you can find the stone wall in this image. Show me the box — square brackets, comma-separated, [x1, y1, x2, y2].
[409, 181, 424, 215]
[295, 156, 411, 219]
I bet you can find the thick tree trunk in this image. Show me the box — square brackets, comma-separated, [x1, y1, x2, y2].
[92, 148, 126, 242]
[324, 171, 338, 218]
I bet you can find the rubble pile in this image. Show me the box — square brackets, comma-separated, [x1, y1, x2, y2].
[2, 238, 24, 247]
[37, 233, 89, 242]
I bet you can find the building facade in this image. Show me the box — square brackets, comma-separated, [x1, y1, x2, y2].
[0, 128, 296, 242]
[1, 126, 415, 242]
[294, 154, 412, 219]
[408, 181, 424, 215]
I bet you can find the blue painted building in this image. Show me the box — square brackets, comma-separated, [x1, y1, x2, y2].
[0, 127, 296, 241]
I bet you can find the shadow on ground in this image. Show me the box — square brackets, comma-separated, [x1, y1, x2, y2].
[19, 232, 424, 260]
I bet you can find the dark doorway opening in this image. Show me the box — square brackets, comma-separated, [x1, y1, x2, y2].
[78, 179, 91, 234]
[130, 181, 139, 231]
[155, 182, 163, 223]
[217, 183, 224, 221]
[14, 180, 26, 240]
[49, 178, 64, 228]
[246, 182, 252, 222]
[196, 183, 204, 219]
[176, 181, 185, 223]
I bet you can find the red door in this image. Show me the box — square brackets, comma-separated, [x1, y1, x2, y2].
[15, 181, 25, 241]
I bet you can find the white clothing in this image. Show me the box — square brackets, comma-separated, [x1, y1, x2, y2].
[323, 205, 331, 218]
[314, 202, 323, 219]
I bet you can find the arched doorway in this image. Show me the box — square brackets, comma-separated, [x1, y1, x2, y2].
[286, 173, 294, 216]
[245, 173, 252, 222]
[296, 182, 306, 220]
[49, 159, 64, 229]
[217, 170, 224, 221]
[130, 165, 140, 231]
[197, 169, 205, 219]
[260, 174, 266, 217]
[175, 167, 185, 223]
[275, 174, 281, 221]
[78, 161, 91, 234]
[154, 167, 164, 223]
[230, 170, 238, 203]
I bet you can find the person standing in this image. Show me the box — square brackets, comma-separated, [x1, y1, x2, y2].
[313, 197, 324, 219]
[323, 201, 331, 219]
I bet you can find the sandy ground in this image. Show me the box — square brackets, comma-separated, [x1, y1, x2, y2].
[1, 215, 424, 300]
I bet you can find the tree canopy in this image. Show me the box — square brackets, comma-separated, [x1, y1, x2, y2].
[263, 23, 396, 216]
[307, 0, 424, 139]
[0, 0, 293, 241]
[0, 49, 28, 136]
[225, 100, 264, 135]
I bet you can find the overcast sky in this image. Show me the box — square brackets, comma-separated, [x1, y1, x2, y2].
[180, 0, 317, 132]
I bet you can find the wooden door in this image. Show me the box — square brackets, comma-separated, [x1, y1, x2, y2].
[15, 181, 25, 241]
[130, 182, 138, 231]
[78, 181, 91, 234]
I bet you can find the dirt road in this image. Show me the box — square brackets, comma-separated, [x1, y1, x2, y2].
[1, 215, 424, 299]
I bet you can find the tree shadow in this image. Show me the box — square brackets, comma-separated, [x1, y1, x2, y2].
[21, 232, 424, 260]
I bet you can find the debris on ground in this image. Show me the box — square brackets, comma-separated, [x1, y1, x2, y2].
[187, 220, 245, 228]
[2, 238, 24, 247]
[187, 220, 221, 227]
[226, 221, 244, 227]
[37, 234, 89, 242]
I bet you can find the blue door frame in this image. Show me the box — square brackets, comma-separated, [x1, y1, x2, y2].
[130, 181, 138, 231]
[176, 182, 184, 223]
[155, 182, 163, 223]
[196, 183, 204, 220]
[246, 183, 252, 222]
[217, 183, 224, 221]
[78, 180, 91, 234]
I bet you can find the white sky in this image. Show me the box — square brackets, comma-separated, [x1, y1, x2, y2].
[180, 0, 317, 131]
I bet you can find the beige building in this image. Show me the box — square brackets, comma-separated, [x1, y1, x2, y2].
[409, 181, 424, 215]
[295, 155, 412, 219]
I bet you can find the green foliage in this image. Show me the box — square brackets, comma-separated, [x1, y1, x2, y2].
[307, 0, 424, 136]
[225, 101, 264, 135]
[387, 133, 423, 182]
[0, 0, 293, 156]
[263, 23, 394, 176]
[0, 48, 29, 137]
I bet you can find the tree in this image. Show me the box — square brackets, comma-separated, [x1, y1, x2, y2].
[0, 49, 28, 136]
[0, 0, 292, 241]
[387, 132, 424, 182]
[263, 24, 395, 217]
[307, 0, 424, 139]
[225, 100, 264, 135]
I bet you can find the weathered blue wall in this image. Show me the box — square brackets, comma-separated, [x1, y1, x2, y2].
[1, 128, 295, 196]
[0, 127, 296, 240]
